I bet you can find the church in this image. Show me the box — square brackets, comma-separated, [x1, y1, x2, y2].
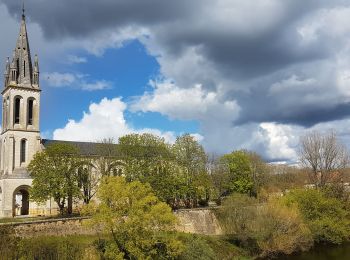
[0, 8, 101, 218]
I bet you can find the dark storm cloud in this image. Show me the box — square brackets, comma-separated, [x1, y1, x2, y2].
[2, 0, 350, 128]
[2, 0, 194, 38]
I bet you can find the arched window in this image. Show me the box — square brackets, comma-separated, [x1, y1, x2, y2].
[27, 99, 34, 125]
[14, 97, 21, 124]
[23, 61, 26, 78]
[20, 139, 26, 163]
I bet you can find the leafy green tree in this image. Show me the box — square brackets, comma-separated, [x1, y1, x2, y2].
[145, 160, 188, 209]
[172, 134, 207, 176]
[172, 134, 211, 206]
[83, 176, 184, 259]
[283, 189, 350, 244]
[217, 150, 267, 197]
[76, 164, 99, 204]
[78, 138, 126, 204]
[220, 150, 254, 195]
[118, 133, 172, 181]
[28, 143, 83, 215]
[93, 138, 125, 177]
[118, 133, 193, 209]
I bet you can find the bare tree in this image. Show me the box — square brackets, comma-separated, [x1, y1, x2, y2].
[299, 131, 349, 187]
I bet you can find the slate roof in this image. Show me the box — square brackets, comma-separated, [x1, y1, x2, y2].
[41, 139, 173, 159]
[41, 139, 118, 157]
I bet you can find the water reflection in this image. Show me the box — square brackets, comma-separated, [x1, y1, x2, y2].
[280, 243, 350, 260]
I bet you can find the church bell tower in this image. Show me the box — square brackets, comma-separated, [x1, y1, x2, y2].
[0, 6, 41, 177]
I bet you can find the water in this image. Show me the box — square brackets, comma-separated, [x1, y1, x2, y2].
[281, 243, 350, 260]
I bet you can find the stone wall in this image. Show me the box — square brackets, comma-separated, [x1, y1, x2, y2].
[174, 208, 223, 235]
[12, 217, 98, 237]
[3, 208, 223, 237]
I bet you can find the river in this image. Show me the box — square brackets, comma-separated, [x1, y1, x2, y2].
[281, 243, 350, 260]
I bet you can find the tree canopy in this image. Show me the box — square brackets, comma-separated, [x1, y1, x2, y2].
[28, 143, 84, 214]
[83, 176, 183, 259]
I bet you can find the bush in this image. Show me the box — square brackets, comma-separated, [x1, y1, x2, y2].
[18, 236, 89, 260]
[283, 189, 350, 244]
[176, 233, 216, 260]
[253, 201, 313, 257]
[0, 225, 21, 259]
[216, 193, 313, 257]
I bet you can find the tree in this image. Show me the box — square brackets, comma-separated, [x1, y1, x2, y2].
[28, 143, 83, 215]
[79, 138, 125, 204]
[118, 133, 172, 181]
[299, 131, 349, 188]
[172, 134, 207, 177]
[172, 134, 211, 206]
[77, 164, 99, 204]
[83, 176, 184, 259]
[93, 138, 125, 177]
[219, 151, 254, 196]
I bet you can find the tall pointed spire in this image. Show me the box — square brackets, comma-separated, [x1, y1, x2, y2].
[22, 1, 25, 19]
[12, 1, 33, 86]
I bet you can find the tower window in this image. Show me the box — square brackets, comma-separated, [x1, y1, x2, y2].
[24, 61, 26, 77]
[20, 139, 26, 163]
[28, 99, 33, 125]
[14, 97, 21, 124]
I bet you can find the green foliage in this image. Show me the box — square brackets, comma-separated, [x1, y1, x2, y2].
[0, 225, 20, 259]
[28, 143, 85, 214]
[83, 176, 184, 259]
[0, 233, 97, 260]
[119, 133, 172, 162]
[283, 189, 350, 244]
[118, 133, 212, 209]
[173, 232, 249, 260]
[172, 133, 207, 176]
[18, 236, 86, 260]
[217, 193, 313, 257]
[176, 233, 216, 260]
[218, 150, 266, 196]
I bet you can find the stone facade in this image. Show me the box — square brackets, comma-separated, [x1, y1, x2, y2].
[0, 9, 46, 218]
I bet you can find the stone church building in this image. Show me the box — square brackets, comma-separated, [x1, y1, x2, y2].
[0, 9, 96, 218]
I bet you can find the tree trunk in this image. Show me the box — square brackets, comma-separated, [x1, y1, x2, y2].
[67, 194, 73, 215]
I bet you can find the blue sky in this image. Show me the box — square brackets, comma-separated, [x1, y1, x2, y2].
[2, 1, 350, 163]
[40, 40, 198, 138]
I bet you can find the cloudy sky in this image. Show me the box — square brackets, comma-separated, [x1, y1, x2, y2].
[1, 0, 350, 163]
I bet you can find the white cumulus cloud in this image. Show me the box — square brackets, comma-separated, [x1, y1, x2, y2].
[53, 97, 181, 144]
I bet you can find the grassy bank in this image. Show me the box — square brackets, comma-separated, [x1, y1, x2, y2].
[0, 225, 250, 260]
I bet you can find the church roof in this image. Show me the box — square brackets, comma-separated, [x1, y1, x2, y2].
[41, 139, 118, 157]
[41, 139, 173, 159]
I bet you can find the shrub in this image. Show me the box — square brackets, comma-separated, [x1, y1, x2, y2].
[217, 193, 313, 257]
[18, 236, 88, 260]
[177, 233, 216, 260]
[0, 225, 21, 259]
[283, 189, 350, 244]
[253, 201, 313, 257]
